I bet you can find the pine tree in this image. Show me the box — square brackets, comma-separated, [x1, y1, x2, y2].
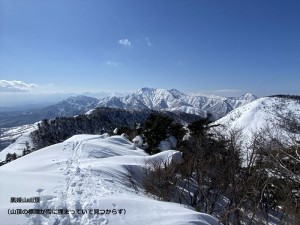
[143, 114, 173, 154]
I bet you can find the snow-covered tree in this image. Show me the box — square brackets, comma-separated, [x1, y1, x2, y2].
[132, 135, 143, 147]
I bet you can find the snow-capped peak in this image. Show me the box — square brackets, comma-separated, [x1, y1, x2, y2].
[168, 88, 187, 98]
[213, 96, 300, 154]
[94, 87, 258, 119]
[136, 87, 155, 95]
[64, 95, 98, 105]
[238, 93, 258, 101]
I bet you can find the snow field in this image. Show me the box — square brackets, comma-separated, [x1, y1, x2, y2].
[0, 135, 218, 225]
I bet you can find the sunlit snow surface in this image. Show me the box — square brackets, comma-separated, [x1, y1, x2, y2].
[0, 135, 218, 225]
[213, 97, 300, 160]
[0, 123, 37, 161]
[214, 97, 300, 138]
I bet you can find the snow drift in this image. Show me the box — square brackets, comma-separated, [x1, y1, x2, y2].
[0, 135, 219, 225]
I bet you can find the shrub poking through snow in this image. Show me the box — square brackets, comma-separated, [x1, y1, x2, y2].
[143, 113, 186, 154]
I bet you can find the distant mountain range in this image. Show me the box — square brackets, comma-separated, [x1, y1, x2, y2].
[96, 88, 257, 119]
[0, 95, 99, 128]
[0, 88, 257, 128]
[1, 90, 299, 164]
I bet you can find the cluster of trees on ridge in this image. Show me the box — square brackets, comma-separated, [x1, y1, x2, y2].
[141, 113, 299, 224]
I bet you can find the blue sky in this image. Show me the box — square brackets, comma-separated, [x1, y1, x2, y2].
[0, 0, 299, 100]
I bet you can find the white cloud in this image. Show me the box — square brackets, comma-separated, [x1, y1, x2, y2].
[118, 38, 131, 47]
[106, 61, 120, 67]
[0, 80, 37, 92]
[145, 37, 152, 46]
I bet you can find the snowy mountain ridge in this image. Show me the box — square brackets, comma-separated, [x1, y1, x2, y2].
[0, 88, 257, 151]
[212, 96, 300, 157]
[96, 87, 258, 119]
[0, 134, 219, 225]
[0, 88, 257, 129]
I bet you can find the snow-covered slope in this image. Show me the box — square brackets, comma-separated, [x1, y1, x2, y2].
[213, 96, 300, 147]
[0, 135, 218, 225]
[97, 88, 257, 119]
[40, 95, 99, 118]
[0, 124, 37, 161]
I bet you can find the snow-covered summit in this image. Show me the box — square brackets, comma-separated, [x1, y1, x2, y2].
[58, 95, 98, 111]
[213, 96, 300, 148]
[96, 87, 257, 119]
[168, 88, 186, 98]
[97, 96, 126, 109]
[0, 135, 219, 225]
[236, 93, 258, 101]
